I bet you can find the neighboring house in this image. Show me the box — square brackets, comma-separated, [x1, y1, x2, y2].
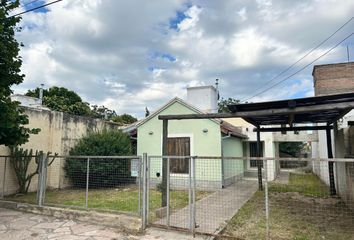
[132, 86, 247, 189]
[224, 118, 317, 181]
[311, 62, 354, 209]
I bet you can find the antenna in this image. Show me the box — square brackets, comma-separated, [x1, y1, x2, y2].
[39, 83, 44, 105]
[215, 78, 220, 100]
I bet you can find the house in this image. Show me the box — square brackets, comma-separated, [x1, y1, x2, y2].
[311, 62, 354, 209]
[134, 86, 247, 189]
[223, 118, 317, 181]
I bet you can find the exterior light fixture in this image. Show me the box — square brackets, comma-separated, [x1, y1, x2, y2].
[148, 131, 154, 135]
[203, 128, 208, 133]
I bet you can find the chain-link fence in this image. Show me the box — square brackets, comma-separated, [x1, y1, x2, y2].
[142, 156, 354, 239]
[2, 154, 354, 239]
[1, 155, 142, 216]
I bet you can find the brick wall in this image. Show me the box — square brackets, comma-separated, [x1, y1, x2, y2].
[313, 62, 354, 96]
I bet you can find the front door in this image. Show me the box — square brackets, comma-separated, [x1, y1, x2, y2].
[167, 137, 190, 174]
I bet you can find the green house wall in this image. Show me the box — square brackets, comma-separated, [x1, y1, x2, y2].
[137, 100, 244, 188]
[222, 136, 244, 181]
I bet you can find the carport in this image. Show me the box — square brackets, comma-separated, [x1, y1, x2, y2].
[159, 92, 354, 195]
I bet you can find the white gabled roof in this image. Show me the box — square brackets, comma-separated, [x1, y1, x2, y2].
[136, 97, 220, 128]
[122, 97, 247, 139]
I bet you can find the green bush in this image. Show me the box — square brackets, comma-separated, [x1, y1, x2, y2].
[64, 130, 134, 188]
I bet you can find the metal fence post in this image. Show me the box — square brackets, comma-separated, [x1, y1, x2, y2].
[1, 157, 7, 199]
[147, 156, 150, 224]
[166, 157, 170, 227]
[264, 159, 270, 239]
[192, 156, 196, 236]
[37, 153, 48, 207]
[142, 153, 148, 230]
[188, 157, 192, 231]
[85, 157, 90, 209]
[138, 157, 142, 216]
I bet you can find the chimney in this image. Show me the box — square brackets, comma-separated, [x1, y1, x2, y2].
[187, 85, 218, 113]
[39, 84, 44, 105]
[313, 62, 354, 96]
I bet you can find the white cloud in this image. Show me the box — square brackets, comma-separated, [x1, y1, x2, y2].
[12, 0, 354, 118]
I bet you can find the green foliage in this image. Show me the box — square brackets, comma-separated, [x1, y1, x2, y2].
[112, 113, 137, 126]
[26, 86, 92, 116]
[26, 86, 137, 125]
[64, 130, 133, 188]
[9, 147, 57, 194]
[90, 104, 117, 119]
[279, 142, 305, 157]
[218, 97, 240, 113]
[0, 0, 39, 146]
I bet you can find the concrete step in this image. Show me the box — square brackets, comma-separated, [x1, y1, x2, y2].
[244, 169, 265, 178]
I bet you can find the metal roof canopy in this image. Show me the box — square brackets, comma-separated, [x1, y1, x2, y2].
[228, 92, 354, 127]
[158, 92, 354, 130]
[158, 92, 354, 196]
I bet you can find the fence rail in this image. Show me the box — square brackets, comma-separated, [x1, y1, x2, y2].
[1, 155, 354, 239]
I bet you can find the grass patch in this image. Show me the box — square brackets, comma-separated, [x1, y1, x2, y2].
[219, 172, 354, 240]
[269, 172, 330, 197]
[5, 186, 210, 216]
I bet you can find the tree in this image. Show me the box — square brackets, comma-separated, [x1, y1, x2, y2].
[279, 142, 305, 157]
[218, 97, 240, 113]
[9, 147, 57, 194]
[64, 130, 134, 188]
[112, 113, 137, 126]
[91, 105, 117, 120]
[26, 86, 137, 125]
[0, 0, 39, 146]
[26, 86, 92, 116]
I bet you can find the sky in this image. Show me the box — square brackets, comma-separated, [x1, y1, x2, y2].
[11, 0, 354, 118]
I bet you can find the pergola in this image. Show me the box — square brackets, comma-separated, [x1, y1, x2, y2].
[158, 92, 354, 195]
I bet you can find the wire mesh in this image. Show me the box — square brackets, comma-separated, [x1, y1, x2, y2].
[2, 154, 354, 239]
[1, 155, 142, 216]
[45, 156, 141, 215]
[1, 155, 41, 204]
[145, 156, 354, 240]
[194, 157, 260, 238]
[266, 159, 354, 240]
[148, 156, 198, 230]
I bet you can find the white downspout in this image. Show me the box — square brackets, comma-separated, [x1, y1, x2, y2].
[221, 133, 231, 188]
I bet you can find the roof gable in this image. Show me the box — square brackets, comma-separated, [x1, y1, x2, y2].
[137, 97, 219, 127]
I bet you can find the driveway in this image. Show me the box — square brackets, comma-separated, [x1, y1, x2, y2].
[0, 208, 203, 240]
[154, 179, 258, 234]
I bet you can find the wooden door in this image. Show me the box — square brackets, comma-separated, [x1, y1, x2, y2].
[167, 137, 190, 174]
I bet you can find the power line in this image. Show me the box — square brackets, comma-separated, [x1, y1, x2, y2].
[6, 0, 63, 19]
[240, 16, 354, 102]
[242, 31, 354, 102]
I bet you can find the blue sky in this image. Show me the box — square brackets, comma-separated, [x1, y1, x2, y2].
[13, 0, 354, 118]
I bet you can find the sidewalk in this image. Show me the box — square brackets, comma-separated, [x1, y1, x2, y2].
[0, 208, 202, 240]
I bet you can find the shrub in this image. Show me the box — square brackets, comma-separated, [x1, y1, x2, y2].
[64, 130, 134, 188]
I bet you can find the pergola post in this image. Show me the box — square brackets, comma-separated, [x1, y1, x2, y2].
[161, 119, 168, 207]
[256, 126, 263, 191]
[326, 127, 336, 196]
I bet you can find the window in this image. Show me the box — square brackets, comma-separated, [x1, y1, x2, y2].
[167, 137, 190, 174]
[249, 142, 263, 168]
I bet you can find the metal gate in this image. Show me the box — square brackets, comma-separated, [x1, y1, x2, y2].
[141, 155, 197, 233]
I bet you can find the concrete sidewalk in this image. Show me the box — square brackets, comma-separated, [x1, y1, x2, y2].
[155, 179, 258, 234]
[0, 208, 203, 240]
